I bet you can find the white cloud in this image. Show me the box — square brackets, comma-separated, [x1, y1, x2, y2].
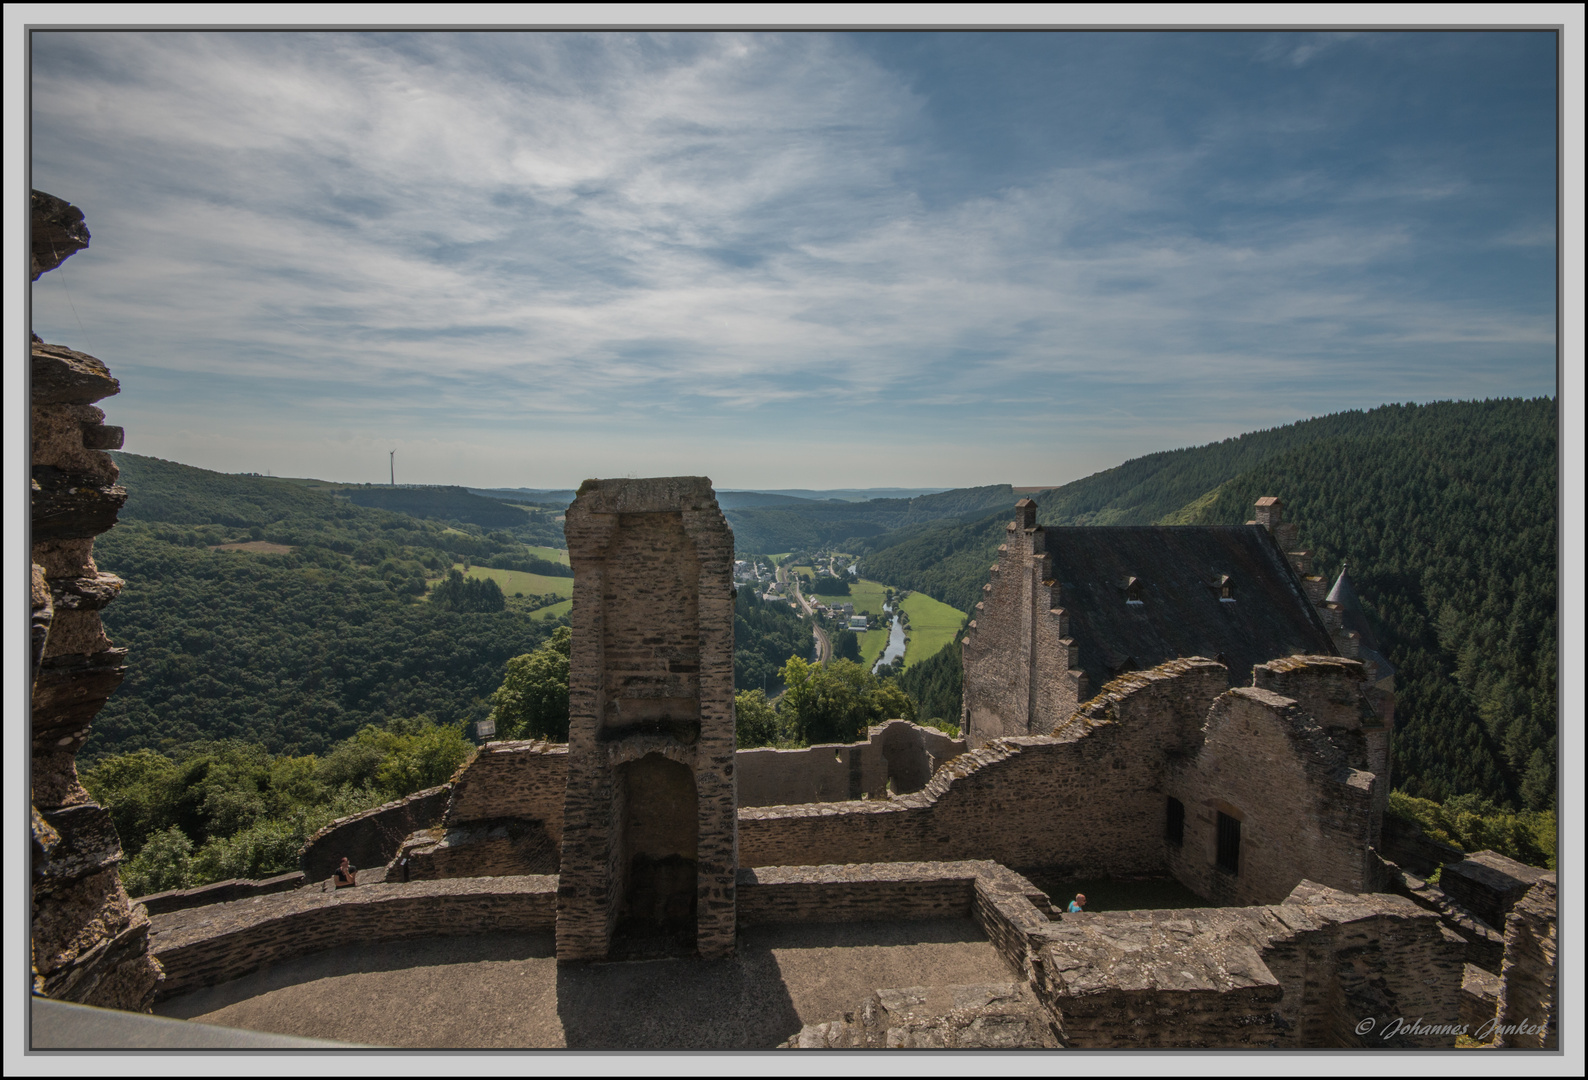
[28, 30, 1556, 486]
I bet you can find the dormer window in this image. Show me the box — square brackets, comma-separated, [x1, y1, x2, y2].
[1212, 574, 1236, 602]
[1123, 576, 1145, 605]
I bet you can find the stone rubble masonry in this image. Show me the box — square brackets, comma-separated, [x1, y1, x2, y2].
[445, 741, 568, 833]
[1460, 963, 1501, 1036]
[316, 723, 965, 884]
[1164, 682, 1376, 907]
[558, 477, 737, 961]
[135, 873, 307, 916]
[29, 190, 162, 1012]
[147, 876, 560, 1000]
[1376, 857, 1506, 974]
[297, 785, 452, 882]
[734, 861, 1048, 937]
[403, 817, 559, 880]
[741, 656, 1381, 911]
[785, 984, 1061, 1049]
[736, 719, 965, 806]
[1438, 849, 1551, 935]
[961, 499, 1084, 748]
[1494, 873, 1556, 1048]
[1035, 881, 1466, 1048]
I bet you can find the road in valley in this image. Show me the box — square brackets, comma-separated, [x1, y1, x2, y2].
[777, 562, 831, 664]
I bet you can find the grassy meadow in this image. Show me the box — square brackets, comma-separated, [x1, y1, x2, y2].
[898, 591, 965, 669]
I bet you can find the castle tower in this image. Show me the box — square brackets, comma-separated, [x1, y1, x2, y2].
[556, 477, 738, 961]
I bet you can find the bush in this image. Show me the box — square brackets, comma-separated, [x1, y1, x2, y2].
[120, 825, 193, 897]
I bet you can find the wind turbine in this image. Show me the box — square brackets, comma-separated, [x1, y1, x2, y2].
[390, 450, 395, 486]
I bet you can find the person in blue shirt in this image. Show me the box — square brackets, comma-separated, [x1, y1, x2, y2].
[1067, 893, 1086, 913]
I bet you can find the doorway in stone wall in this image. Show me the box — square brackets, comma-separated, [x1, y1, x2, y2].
[613, 753, 698, 958]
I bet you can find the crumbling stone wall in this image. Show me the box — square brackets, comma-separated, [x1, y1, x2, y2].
[1035, 881, 1465, 1048]
[1494, 873, 1556, 1048]
[1165, 686, 1375, 906]
[740, 659, 1227, 877]
[297, 785, 451, 882]
[558, 478, 737, 961]
[960, 500, 1084, 747]
[1439, 849, 1551, 935]
[737, 720, 964, 807]
[29, 190, 162, 1010]
[1253, 655, 1390, 845]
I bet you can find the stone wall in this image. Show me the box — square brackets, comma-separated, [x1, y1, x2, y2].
[29, 190, 163, 1011]
[558, 478, 737, 961]
[736, 720, 964, 807]
[740, 660, 1227, 878]
[1252, 655, 1389, 847]
[1439, 850, 1550, 934]
[1034, 881, 1466, 1048]
[1494, 873, 1556, 1048]
[1165, 686, 1375, 906]
[960, 500, 1084, 747]
[297, 785, 451, 881]
[444, 740, 568, 832]
[135, 872, 306, 916]
[148, 876, 559, 999]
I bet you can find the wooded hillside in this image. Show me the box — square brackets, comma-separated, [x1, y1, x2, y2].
[862, 400, 1558, 810]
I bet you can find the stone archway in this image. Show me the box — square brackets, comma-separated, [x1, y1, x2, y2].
[615, 753, 698, 947]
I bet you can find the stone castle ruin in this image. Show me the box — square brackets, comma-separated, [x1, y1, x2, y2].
[557, 477, 738, 960]
[26, 190, 1556, 1049]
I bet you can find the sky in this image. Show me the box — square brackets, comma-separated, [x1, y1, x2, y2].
[23, 24, 1566, 490]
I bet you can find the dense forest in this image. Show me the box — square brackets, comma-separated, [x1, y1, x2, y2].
[734, 589, 815, 695]
[859, 399, 1558, 811]
[90, 455, 569, 759]
[724, 484, 1018, 553]
[1175, 399, 1557, 810]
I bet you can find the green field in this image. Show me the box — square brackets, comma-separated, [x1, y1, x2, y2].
[767, 553, 793, 566]
[791, 564, 815, 580]
[525, 546, 570, 565]
[899, 591, 966, 669]
[858, 627, 891, 670]
[531, 598, 572, 621]
[444, 563, 573, 600]
[846, 579, 890, 616]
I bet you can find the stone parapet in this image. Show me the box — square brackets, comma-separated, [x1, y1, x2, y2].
[1036, 882, 1465, 1048]
[297, 785, 450, 881]
[737, 720, 964, 807]
[134, 872, 307, 916]
[148, 876, 559, 999]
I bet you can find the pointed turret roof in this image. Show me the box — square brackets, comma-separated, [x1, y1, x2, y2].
[1327, 563, 1394, 682]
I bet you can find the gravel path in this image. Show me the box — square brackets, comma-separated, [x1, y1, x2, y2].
[154, 919, 1014, 1049]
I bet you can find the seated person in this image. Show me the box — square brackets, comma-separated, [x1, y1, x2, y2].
[334, 857, 357, 887]
[1067, 893, 1086, 913]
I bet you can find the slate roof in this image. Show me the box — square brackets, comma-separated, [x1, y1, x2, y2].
[1046, 525, 1337, 692]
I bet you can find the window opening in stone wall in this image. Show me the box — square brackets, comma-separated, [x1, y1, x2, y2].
[1216, 811, 1240, 875]
[1166, 796, 1185, 846]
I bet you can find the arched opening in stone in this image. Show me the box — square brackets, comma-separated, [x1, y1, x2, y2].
[615, 753, 698, 950]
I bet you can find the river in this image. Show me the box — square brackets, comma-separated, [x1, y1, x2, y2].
[873, 604, 906, 672]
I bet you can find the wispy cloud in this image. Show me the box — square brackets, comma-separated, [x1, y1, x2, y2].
[29, 30, 1557, 487]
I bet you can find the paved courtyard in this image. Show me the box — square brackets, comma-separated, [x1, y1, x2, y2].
[154, 919, 1015, 1049]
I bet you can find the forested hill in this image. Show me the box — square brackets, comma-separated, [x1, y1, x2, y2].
[90, 455, 567, 758]
[725, 484, 1016, 553]
[1172, 399, 1557, 812]
[859, 399, 1558, 811]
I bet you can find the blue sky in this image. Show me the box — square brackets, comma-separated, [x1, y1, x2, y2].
[27, 27, 1562, 489]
